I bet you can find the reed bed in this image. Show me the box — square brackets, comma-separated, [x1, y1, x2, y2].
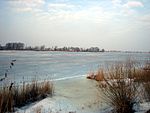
[0, 80, 54, 113]
[95, 60, 150, 113]
[99, 67, 139, 112]
[140, 62, 150, 102]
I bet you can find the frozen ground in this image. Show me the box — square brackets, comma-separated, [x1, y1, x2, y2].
[16, 77, 150, 113]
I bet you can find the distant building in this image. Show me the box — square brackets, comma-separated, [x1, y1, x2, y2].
[5, 42, 24, 50]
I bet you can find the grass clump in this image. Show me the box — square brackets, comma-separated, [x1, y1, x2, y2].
[97, 61, 141, 113]
[0, 80, 54, 113]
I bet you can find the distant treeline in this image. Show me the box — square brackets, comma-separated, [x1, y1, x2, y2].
[0, 42, 105, 52]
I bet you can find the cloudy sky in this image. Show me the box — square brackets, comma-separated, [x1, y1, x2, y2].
[0, 0, 150, 51]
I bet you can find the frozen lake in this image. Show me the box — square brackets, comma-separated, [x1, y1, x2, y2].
[0, 51, 149, 83]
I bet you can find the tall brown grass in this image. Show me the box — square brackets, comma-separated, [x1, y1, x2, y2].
[87, 59, 150, 113]
[87, 69, 104, 81]
[0, 80, 54, 113]
[0, 60, 54, 112]
[140, 62, 150, 102]
[97, 61, 141, 113]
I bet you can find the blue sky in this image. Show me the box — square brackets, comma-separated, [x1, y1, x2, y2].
[0, 0, 150, 51]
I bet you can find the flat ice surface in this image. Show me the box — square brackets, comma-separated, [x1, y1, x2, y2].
[0, 51, 149, 84]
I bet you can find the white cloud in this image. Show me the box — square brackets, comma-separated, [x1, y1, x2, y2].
[111, 0, 144, 16]
[120, 1, 144, 16]
[140, 14, 150, 22]
[8, 0, 45, 12]
[124, 1, 144, 8]
[48, 3, 75, 10]
[112, 0, 122, 7]
[15, 7, 33, 12]
[7, 0, 144, 22]
[46, 4, 114, 23]
[137, 14, 150, 28]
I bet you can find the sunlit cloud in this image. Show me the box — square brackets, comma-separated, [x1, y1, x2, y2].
[120, 1, 143, 16]
[124, 1, 144, 8]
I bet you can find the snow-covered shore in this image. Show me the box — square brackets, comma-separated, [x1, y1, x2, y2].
[16, 77, 150, 113]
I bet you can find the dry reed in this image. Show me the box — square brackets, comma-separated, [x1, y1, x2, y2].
[0, 80, 54, 113]
[98, 61, 141, 113]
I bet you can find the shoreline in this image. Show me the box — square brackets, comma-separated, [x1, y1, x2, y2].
[17, 76, 109, 113]
[0, 50, 149, 53]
